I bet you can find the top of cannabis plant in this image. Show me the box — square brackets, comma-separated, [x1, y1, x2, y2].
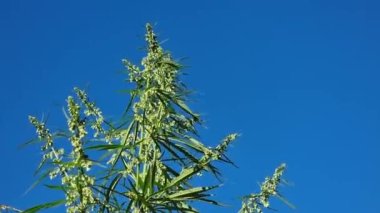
[19, 23, 291, 213]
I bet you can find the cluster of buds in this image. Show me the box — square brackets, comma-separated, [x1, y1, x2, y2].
[29, 89, 103, 212]
[239, 164, 287, 213]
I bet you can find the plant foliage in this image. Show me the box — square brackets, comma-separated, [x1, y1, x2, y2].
[2, 24, 291, 213]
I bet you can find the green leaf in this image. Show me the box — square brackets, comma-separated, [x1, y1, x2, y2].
[169, 136, 209, 154]
[275, 194, 296, 209]
[108, 120, 135, 173]
[154, 165, 201, 197]
[19, 138, 40, 148]
[23, 171, 50, 196]
[175, 99, 200, 120]
[167, 185, 219, 200]
[23, 199, 65, 213]
[44, 184, 66, 191]
[142, 161, 157, 196]
[122, 89, 137, 118]
[105, 173, 123, 204]
[85, 144, 126, 151]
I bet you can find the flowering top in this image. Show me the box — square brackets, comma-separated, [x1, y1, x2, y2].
[25, 24, 290, 213]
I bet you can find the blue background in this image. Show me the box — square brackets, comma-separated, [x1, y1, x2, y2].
[1, 0, 379, 212]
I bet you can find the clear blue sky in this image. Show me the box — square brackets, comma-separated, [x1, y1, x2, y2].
[1, 0, 379, 212]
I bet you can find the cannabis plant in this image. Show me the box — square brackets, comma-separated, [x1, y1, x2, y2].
[3, 24, 291, 213]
